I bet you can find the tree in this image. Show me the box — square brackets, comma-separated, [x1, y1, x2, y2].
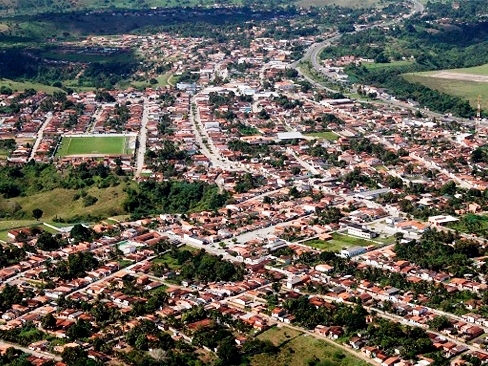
[216, 338, 240, 365]
[61, 347, 88, 366]
[36, 232, 61, 251]
[41, 313, 56, 329]
[70, 224, 94, 242]
[32, 208, 43, 221]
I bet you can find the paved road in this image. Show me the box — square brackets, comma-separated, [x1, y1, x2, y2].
[29, 114, 53, 161]
[0, 340, 61, 361]
[292, 0, 425, 95]
[190, 97, 247, 172]
[134, 98, 150, 179]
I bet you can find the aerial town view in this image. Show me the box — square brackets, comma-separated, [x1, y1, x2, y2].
[0, 0, 488, 365]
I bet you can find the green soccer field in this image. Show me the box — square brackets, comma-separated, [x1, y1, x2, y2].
[56, 136, 130, 157]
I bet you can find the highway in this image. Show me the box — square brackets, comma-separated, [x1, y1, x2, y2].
[292, 0, 425, 95]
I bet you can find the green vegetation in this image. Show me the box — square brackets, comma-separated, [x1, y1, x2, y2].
[448, 213, 488, 234]
[304, 233, 375, 252]
[0, 78, 64, 94]
[124, 180, 229, 217]
[253, 327, 368, 366]
[364, 60, 414, 70]
[56, 136, 131, 157]
[403, 72, 488, 110]
[298, 0, 381, 7]
[131, 72, 173, 89]
[394, 229, 481, 277]
[305, 131, 339, 141]
[13, 184, 128, 221]
[256, 326, 302, 346]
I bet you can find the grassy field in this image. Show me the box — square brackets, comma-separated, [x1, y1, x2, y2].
[364, 60, 414, 70]
[131, 72, 174, 89]
[56, 136, 130, 157]
[304, 131, 339, 141]
[403, 65, 488, 109]
[4, 184, 129, 222]
[304, 233, 377, 252]
[297, 0, 382, 7]
[0, 78, 64, 94]
[152, 253, 181, 269]
[253, 327, 368, 366]
[257, 326, 303, 345]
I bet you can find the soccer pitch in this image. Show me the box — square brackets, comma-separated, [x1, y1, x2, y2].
[56, 136, 131, 157]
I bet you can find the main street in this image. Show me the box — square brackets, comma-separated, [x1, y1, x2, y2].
[29, 114, 53, 161]
[190, 96, 249, 172]
[0, 340, 61, 361]
[134, 98, 150, 179]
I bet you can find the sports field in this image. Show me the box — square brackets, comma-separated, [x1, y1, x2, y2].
[403, 63, 488, 110]
[56, 136, 131, 157]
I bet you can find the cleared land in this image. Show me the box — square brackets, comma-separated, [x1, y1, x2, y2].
[304, 131, 339, 141]
[1, 184, 130, 222]
[56, 136, 131, 157]
[404, 63, 488, 109]
[253, 326, 368, 366]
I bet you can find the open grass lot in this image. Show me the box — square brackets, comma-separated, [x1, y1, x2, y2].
[403, 69, 488, 109]
[257, 326, 302, 346]
[304, 232, 378, 252]
[56, 136, 130, 157]
[304, 131, 339, 141]
[152, 253, 181, 269]
[131, 72, 174, 89]
[253, 327, 368, 366]
[0, 220, 39, 241]
[3, 184, 129, 222]
[0, 78, 64, 94]
[446, 63, 488, 76]
[364, 60, 414, 70]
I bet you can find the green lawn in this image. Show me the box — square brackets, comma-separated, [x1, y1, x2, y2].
[152, 253, 181, 269]
[446, 63, 488, 76]
[253, 327, 368, 366]
[0, 78, 64, 94]
[304, 131, 339, 141]
[403, 72, 488, 109]
[56, 136, 130, 156]
[304, 233, 376, 252]
[364, 60, 414, 70]
[0, 220, 39, 241]
[118, 259, 134, 268]
[257, 326, 302, 346]
[131, 72, 173, 89]
[9, 184, 129, 222]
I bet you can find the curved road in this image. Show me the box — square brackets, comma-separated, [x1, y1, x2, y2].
[292, 0, 425, 94]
